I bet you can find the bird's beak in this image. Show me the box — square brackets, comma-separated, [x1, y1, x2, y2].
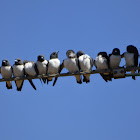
[57, 51, 59, 54]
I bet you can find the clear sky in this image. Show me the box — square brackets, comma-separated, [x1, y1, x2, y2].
[0, 0, 140, 140]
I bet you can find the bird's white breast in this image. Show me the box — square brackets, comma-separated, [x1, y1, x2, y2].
[79, 54, 92, 71]
[36, 60, 48, 75]
[13, 65, 24, 77]
[24, 62, 36, 76]
[124, 52, 134, 67]
[1, 66, 12, 78]
[95, 56, 108, 69]
[48, 59, 60, 74]
[110, 55, 121, 68]
[64, 58, 79, 73]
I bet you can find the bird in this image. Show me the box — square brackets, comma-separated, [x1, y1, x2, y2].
[47, 51, 60, 84]
[36, 55, 48, 83]
[122, 45, 139, 80]
[24, 60, 38, 90]
[94, 52, 112, 82]
[76, 51, 93, 83]
[1, 59, 12, 89]
[53, 50, 82, 86]
[13, 58, 25, 91]
[109, 48, 121, 69]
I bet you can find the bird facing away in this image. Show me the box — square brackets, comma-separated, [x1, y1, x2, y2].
[47, 51, 60, 84]
[122, 45, 139, 80]
[13, 58, 25, 91]
[109, 48, 121, 69]
[1, 59, 12, 89]
[24, 60, 38, 90]
[53, 50, 82, 86]
[36, 55, 48, 83]
[94, 52, 112, 82]
[76, 51, 93, 83]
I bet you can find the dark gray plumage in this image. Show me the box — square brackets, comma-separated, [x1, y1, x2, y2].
[47, 51, 60, 85]
[1, 59, 12, 89]
[94, 52, 112, 82]
[76, 51, 93, 83]
[24, 60, 37, 90]
[36, 55, 48, 83]
[13, 58, 25, 91]
[53, 50, 82, 86]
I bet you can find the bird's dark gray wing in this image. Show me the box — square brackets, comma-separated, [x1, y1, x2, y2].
[76, 58, 81, 71]
[132, 53, 138, 80]
[121, 53, 125, 58]
[94, 59, 111, 82]
[90, 57, 94, 69]
[109, 54, 112, 57]
[46, 61, 49, 74]
[11, 66, 13, 73]
[108, 54, 112, 68]
[28, 79, 37, 90]
[39, 61, 48, 84]
[101, 74, 112, 82]
[34, 63, 39, 75]
[134, 54, 138, 67]
[6, 66, 12, 89]
[106, 56, 112, 81]
[45, 61, 49, 84]
[40, 60, 48, 84]
[94, 60, 97, 68]
[106, 56, 110, 69]
[25, 72, 37, 90]
[24, 67, 37, 90]
[76, 58, 82, 83]
[53, 61, 64, 86]
[15, 66, 25, 91]
[46, 61, 52, 85]
[34, 62, 44, 84]
[100, 74, 108, 82]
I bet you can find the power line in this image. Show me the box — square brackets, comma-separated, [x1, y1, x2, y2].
[0, 66, 140, 82]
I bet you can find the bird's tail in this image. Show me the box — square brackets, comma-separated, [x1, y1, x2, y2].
[75, 75, 82, 84]
[42, 78, 47, 84]
[100, 73, 112, 82]
[83, 74, 90, 83]
[28, 80, 36, 90]
[6, 81, 12, 89]
[15, 80, 24, 91]
[47, 77, 53, 85]
[131, 70, 136, 80]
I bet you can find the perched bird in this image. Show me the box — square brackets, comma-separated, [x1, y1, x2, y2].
[24, 60, 38, 90]
[1, 59, 12, 89]
[53, 50, 82, 86]
[76, 51, 93, 83]
[36, 55, 48, 83]
[47, 51, 60, 84]
[109, 48, 121, 69]
[94, 52, 112, 82]
[13, 58, 25, 91]
[122, 45, 139, 80]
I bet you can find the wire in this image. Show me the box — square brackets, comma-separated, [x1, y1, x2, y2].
[0, 66, 140, 82]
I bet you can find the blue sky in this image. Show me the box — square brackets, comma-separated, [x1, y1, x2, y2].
[0, 0, 140, 140]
